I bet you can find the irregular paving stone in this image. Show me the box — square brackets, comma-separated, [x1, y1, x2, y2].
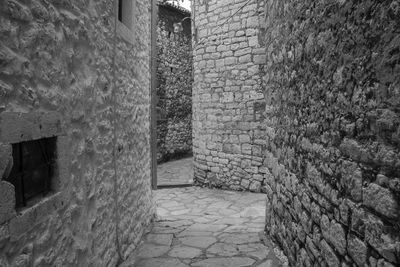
[126, 187, 284, 266]
[146, 234, 173, 246]
[134, 244, 170, 258]
[219, 233, 260, 244]
[168, 246, 202, 258]
[257, 260, 273, 267]
[238, 243, 270, 260]
[156, 220, 192, 228]
[177, 230, 213, 237]
[178, 236, 217, 248]
[151, 226, 184, 234]
[185, 223, 227, 232]
[135, 258, 189, 267]
[240, 207, 264, 217]
[207, 242, 238, 256]
[192, 257, 256, 267]
[171, 209, 191, 215]
[213, 217, 248, 225]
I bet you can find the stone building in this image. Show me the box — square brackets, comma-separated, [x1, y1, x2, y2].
[192, 0, 266, 192]
[1, 0, 399, 266]
[192, 0, 400, 266]
[156, 2, 193, 163]
[0, 0, 155, 266]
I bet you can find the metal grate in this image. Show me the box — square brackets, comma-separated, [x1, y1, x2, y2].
[5, 137, 57, 209]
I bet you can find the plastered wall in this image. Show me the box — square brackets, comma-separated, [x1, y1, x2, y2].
[0, 0, 155, 266]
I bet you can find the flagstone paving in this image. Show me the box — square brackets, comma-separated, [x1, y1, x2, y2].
[122, 187, 287, 267]
[157, 157, 194, 186]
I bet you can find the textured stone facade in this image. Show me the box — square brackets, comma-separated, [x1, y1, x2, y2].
[192, 0, 400, 266]
[156, 3, 193, 163]
[0, 0, 155, 266]
[262, 0, 400, 266]
[192, 0, 267, 191]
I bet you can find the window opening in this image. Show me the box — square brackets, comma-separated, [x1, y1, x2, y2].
[118, 0, 123, 22]
[5, 137, 57, 209]
[117, 0, 133, 29]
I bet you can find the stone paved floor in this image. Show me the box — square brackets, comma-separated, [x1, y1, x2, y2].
[157, 157, 193, 186]
[123, 187, 284, 267]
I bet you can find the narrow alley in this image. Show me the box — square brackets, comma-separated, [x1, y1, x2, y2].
[123, 186, 285, 267]
[157, 157, 194, 186]
[1, 0, 399, 266]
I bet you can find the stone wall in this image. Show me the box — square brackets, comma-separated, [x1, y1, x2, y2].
[0, 0, 155, 266]
[263, 0, 400, 266]
[156, 3, 193, 163]
[192, 0, 267, 191]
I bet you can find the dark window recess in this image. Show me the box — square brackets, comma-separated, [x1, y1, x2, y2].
[117, 0, 133, 29]
[5, 137, 57, 209]
[118, 0, 123, 22]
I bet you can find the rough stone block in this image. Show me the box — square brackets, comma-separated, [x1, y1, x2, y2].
[0, 224, 10, 249]
[249, 181, 261, 192]
[364, 213, 398, 263]
[321, 215, 346, 255]
[363, 183, 399, 219]
[5, 0, 33, 21]
[0, 143, 12, 179]
[341, 161, 362, 202]
[348, 235, 367, 267]
[0, 181, 16, 224]
[320, 240, 340, 267]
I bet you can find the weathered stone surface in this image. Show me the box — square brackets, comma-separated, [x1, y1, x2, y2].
[364, 214, 399, 263]
[256, 260, 273, 267]
[168, 246, 202, 258]
[157, 157, 193, 186]
[259, 0, 400, 266]
[348, 235, 367, 267]
[178, 236, 217, 248]
[135, 244, 170, 258]
[135, 258, 189, 267]
[192, 0, 266, 190]
[238, 243, 271, 260]
[341, 161, 362, 202]
[192, 257, 255, 267]
[127, 187, 284, 266]
[0, 0, 155, 265]
[146, 234, 173, 246]
[363, 183, 399, 219]
[207, 243, 238, 256]
[0, 143, 12, 179]
[0, 224, 10, 249]
[320, 240, 340, 267]
[156, 4, 192, 163]
[185, 223, 227, 232]
[219, 233, 261, 244]
[0, 181, 15, 224]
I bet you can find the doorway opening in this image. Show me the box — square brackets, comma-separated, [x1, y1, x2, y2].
[151, 2, 194, 188]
